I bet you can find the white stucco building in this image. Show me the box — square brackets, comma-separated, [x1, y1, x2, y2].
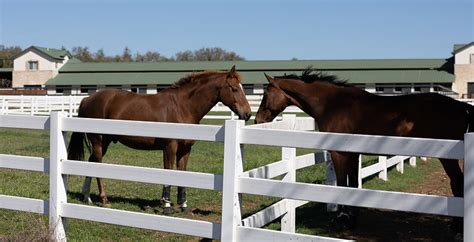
[12, 46, 73, 88]
[452, 42, 474, 98]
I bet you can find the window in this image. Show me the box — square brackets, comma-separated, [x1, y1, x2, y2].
[470, 54, 474, 64]
[28, 61, 39, 70]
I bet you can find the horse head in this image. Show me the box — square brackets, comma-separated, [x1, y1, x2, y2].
[255, 73, 293, 124]
[219, 65, 252, 121]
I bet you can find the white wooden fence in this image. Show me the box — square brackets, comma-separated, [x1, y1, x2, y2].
[1, 113, 473, 241]
[0, 95, 302, 119]
[0, 95, 84, 117]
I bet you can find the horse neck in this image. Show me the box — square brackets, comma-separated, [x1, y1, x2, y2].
[278, 80, 334, 123]
[178, 77, 222, 122]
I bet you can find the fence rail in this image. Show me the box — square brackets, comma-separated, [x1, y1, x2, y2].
[2, 94, 473, 119]
[0, 95, 302, 119]
[1, 113, 473, 241]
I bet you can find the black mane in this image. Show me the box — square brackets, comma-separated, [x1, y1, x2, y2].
[276, 67, 351, 87]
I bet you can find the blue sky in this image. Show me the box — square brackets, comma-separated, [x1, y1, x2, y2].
[0, 0, 472, 60]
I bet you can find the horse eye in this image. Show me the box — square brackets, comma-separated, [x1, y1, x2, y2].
[231, 86, 238, 92]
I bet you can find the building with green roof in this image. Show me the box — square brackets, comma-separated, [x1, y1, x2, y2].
[6, 44, 474, 97]
[45, 58, 454, 96]
[451, 42, 474, 98]
[11, 46, 74, 88]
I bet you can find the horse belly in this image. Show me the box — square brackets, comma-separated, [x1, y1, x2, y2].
[117, 136, 165, 150]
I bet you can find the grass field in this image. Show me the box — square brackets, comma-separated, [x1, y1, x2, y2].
[0, 118, 451, 241]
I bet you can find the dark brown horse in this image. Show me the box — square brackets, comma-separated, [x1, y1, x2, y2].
[255, 68, 472, 230]
[68, 66, 251, 213]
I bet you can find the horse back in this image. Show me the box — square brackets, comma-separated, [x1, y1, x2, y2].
[368, 93, 470, 139]
[323, 91, 470, 140]
[78, 89, 177, 122]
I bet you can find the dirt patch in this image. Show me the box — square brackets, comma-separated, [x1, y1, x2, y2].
[333, 160, 463, 241]
[406, 160, 459, 196]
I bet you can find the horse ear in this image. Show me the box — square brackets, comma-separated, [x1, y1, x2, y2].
[264, 73, 274, 83]
[229, 65, 236, 74]
[227, 65, 237, 79]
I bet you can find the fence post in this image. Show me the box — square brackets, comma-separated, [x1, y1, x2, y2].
[378, 156, 388, 181]
[221, 119, 244, 241]
[396, 156, 404, 174]
[281, 114, 296, 233]
[409, 157, 417, 167]
[358, 155, 363, 188]
[49, 112, 68, 241]
[68, 96, 73, 117]
[0, 97, 4, 115]
[465, 133, 474, 241]
[20, 95, 24, 113]
[30, 96, 34, 116]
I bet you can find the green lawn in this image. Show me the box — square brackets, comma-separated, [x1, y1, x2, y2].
[0, 118, 446, 241]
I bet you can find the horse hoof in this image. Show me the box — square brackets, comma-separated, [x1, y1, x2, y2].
[83, 197, 93, 204]
[163, 207, 175, 215]
[101, 202, 111, 208]
[329, 212, 357, 231]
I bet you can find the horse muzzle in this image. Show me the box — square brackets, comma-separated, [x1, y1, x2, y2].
[239, 112, 251, 122]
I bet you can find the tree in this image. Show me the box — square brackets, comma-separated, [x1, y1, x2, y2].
[175, 47, 244, 61]
[71, 46, 93, 62]
[141, 51, 169, 62]
[0, 46, 22, 68]
[175, 50, 194, 61]
[121, 47, 133, 62]
[95, 48, 106, 62]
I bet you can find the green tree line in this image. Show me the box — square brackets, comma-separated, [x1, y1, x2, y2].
[0, 45, 245, 68]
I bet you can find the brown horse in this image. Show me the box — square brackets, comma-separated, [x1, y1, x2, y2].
[68, 66, 251, 213]
[255, 68, 472, 231]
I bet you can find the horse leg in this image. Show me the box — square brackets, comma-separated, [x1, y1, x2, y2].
[440, 158, 464, 233]
[176, 144, 192, 213]
[83, 135, 111, 207]
[162, 141, 177, 214]
[330, 151, 359, 230]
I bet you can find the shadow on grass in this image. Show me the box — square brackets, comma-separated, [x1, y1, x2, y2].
[68, 191, 219, 216]
[68, 191, 161, 210]
[294, 202, 459, 241]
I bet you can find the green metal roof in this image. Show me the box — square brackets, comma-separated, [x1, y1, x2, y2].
[58, 59, 450, 72]
[0, 68, 13, 73]
[453, 42, 474, 54]
[46, 59, 454, 86]
[13, 46, 71, 61]
[66, 57, 83, 64]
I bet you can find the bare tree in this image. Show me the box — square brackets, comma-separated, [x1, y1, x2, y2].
[175, 50, 194, 61]
[121, 47, 133, 62]
[0, 46, 22, 68]
[95, 48, 106, 62]
[71, 46, 93, 62]
[175, 47, 244, 61]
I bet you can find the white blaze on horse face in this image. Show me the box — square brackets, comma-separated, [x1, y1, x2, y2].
[239, 84, 244, 92]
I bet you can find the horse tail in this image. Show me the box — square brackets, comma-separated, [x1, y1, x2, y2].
[67, 98, 91, 161]
[67, 132, 91, 161]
